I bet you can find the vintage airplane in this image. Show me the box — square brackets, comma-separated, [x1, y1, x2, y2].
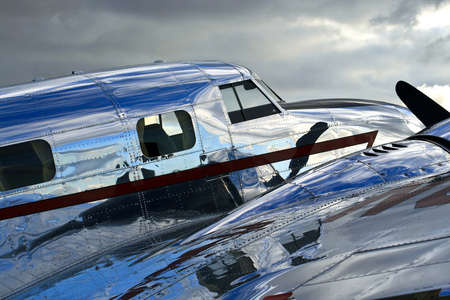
[0, 60, 433, 299]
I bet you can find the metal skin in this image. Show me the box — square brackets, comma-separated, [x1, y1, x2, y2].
[0, 61, 423, 299]
[14, 119, 449, 300]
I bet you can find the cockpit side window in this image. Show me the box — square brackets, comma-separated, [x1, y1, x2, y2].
[0, 140, 56, 191]
[137, 110, 196, 158]
[219, 80, 281, 124]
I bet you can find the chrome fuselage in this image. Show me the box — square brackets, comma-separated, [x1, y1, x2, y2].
[0, 61, 422, 298]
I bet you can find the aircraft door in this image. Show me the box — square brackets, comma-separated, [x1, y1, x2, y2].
[134, 109, 219, 214]
[194, 100, 244, 209]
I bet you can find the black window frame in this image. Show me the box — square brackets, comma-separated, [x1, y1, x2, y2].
[219, 80, 281, 124]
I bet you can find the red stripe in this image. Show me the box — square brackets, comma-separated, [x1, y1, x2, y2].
[0, 131, 377, 220]
[263, 293, 294, 300]
[361, 185, 420, 216]
[415, 179, 450, 208]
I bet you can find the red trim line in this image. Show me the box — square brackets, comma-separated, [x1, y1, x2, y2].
[0, 131, 377, 220]
[415, 180, 450, 208]
[361, 185, 420, 216]
[263, 293, 294, 300]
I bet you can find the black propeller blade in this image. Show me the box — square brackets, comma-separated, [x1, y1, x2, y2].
[396, 80, 450, 127]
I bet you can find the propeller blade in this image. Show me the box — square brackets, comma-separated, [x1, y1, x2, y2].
[396, 80, 450, 127]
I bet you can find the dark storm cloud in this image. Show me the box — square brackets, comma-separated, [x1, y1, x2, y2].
[1, 0, 450, 106]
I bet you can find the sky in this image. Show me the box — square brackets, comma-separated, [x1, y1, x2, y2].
[1, 0, 450, 108]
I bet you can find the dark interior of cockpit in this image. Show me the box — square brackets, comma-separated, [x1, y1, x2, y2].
[137, 110, 196, 158]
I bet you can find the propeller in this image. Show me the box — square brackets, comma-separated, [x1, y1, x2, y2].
[395, 80, 450, 127]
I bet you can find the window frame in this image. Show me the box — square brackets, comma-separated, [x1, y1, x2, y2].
[219, 80, 281, 124]
[136, 110, 196, 159]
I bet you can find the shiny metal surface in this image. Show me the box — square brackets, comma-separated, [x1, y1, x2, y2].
[416, 118, 450, 142]
[11, 133, 450, 299]
[189, 138, 450, 237]
[188, 61, 244, 85]
[0, 61, 428, 299]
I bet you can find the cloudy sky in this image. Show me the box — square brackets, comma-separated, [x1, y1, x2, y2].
[1, 0, 450, 107]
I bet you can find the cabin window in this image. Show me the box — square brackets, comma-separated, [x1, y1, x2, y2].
[137, 110, 196, 158]
[219, 80, 281, 124]
[0, 140, 56, 191]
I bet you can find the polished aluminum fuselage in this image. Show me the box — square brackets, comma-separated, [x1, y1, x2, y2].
[0, 61, 423, 298]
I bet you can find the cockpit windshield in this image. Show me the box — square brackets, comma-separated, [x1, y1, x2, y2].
[256, 79, 284, 103]
[249, 70, 284, 103]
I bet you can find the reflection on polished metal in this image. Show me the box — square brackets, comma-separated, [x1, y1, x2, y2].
[0, 61, 426, 299]
[31, 119, 448, 300]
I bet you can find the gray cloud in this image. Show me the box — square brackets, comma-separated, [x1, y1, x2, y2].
[1, 0, 450, 107]
[370, 0, 423, 27]
[370, 0, 445, 27]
